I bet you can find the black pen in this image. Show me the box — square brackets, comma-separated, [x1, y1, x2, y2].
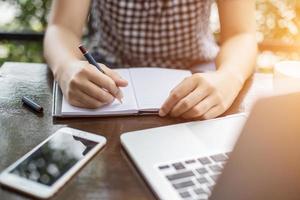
[78, 45, 123, 103]
[22, 96, 43, 113]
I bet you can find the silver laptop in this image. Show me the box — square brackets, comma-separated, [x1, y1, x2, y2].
[121, 93, 300, 200]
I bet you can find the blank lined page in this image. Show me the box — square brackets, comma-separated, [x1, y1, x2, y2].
[61, 69, 138, 116]
[129, 68, 191, 111]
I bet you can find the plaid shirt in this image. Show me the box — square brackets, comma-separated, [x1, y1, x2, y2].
[88, 0, 219, 69]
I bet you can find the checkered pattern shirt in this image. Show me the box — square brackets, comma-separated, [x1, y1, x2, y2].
[88, 0, 219, 69]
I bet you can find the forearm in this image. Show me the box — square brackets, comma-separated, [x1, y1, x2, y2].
[43, 25, 82, 80]
[215, 33, 258, 88]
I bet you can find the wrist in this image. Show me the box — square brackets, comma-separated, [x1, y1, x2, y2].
[53, 58, 79, 82]
[216, 69, 245, 91]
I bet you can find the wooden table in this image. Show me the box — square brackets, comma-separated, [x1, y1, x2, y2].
[0, 62, 273, 200]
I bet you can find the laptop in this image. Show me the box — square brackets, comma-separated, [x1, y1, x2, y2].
[121, 93, 300, 200]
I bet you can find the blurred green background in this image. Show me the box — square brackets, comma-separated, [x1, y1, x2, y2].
[1, 0, 300, 66]
[0, 0, 50, 65]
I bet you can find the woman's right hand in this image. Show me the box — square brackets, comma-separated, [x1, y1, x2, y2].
[57, 60, 128, 109]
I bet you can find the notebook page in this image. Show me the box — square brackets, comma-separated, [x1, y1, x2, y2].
[61, 69, 138, 116]
[129, 68, 192, 111]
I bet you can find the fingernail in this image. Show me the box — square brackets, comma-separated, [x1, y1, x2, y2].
[116, 89, 123, 99]
[118, 90, 124, 99]
[159, 109, 166, 117]
[122, 79, 128, 84]
[117, 98, 123, 104]
[119, 77, 127, 82]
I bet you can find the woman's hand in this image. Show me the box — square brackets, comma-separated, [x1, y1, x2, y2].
[57, 60, 128, 109]
[159, 71, 243, 120]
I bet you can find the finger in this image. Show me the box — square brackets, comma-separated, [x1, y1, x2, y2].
[88, 65, 126, 101]
[101, 64, 128, 87]
[159, 77, 196, 117]
[85, 65, 121, 97]
[77, 80, 115, 103]
[169, 87, 210, 117]
[69, 89, 106, 109]
[202, 105, 224, 120]
[68, 99, 85, 108]
[181, 95, 218, 119]
[77, 90, 108, 109]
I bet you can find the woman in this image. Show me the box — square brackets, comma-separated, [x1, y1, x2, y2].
[44, 0, 257, 119]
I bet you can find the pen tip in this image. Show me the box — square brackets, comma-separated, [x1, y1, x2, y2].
[118, 98, 123, 104]
[78, 45, 87, 54]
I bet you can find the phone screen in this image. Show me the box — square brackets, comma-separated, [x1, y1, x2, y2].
[9, 132, 98, 186]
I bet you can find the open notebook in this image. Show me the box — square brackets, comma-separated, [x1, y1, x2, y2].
[61, 68, 191, 116]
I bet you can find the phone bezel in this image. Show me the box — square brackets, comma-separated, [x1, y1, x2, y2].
[0, 127, 106, 199]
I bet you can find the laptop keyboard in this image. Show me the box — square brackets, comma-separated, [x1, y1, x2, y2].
[157, 152, 230, 200]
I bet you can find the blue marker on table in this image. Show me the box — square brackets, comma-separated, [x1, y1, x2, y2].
[22, 96, 43, 113]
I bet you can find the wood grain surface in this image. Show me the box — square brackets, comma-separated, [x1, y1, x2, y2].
[0, 62, 273, 200]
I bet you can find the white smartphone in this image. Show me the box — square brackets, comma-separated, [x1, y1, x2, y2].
[0, 127, 106, 199]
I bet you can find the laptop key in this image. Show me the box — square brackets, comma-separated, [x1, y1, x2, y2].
[158, 165, 170, 170]
[208, 185, 214, 192]
[172, 162, 185, 170]
[198, 157, 211, 165]
[194, 188, 207, 195]
[220, 163, 226, 168]
[179, 191, 191, 198]
[166, 171, 194, 181]
[173, 180, 195, 189]
[210, 174, 220, 182]
[185, 159, 196, 164]
[196, 167, 208, 175]
[210, 154, 228, 162]
[225, 152, 231, 157]
[209, 165, 223, 172]
[197, 177, 209, 184]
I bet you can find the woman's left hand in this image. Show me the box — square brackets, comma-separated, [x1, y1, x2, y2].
[159, 71, 243, 120]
